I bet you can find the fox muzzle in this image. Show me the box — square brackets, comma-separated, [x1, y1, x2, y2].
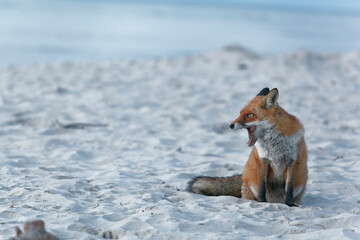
[229, 122, 246, 130]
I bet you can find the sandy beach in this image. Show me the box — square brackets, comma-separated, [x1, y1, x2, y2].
[1, 47, 360, 239]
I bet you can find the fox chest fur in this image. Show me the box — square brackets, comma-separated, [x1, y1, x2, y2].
[255, 125, 304, 179]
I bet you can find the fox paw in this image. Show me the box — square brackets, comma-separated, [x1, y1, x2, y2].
[286, 202, 299, 207]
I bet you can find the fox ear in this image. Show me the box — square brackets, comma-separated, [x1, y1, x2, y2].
[261, 88, 279, 109]
[256, 87, 270, 97]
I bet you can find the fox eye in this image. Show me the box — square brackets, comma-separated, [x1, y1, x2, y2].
[246, 113, 254, 118]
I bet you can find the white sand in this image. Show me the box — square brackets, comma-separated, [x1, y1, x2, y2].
[1, 47, 360, 239]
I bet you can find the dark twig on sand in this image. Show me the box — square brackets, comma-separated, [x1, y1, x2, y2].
[55, 120, 108, 129]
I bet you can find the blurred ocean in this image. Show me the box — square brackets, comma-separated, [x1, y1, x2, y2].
[1, 0, 360, 65]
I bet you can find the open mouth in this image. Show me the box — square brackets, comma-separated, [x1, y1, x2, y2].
[246, 125, 257, 147]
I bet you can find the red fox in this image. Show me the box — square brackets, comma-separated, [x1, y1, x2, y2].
[188, 88, 308, 206]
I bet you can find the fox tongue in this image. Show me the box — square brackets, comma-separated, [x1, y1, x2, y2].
[247, 125, 256, 147]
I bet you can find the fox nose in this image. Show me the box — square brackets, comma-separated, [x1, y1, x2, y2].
[229, 123, 235, 129]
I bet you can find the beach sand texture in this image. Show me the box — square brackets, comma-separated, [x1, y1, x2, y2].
[1, 48, 360, 239]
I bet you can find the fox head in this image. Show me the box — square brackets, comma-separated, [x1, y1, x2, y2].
[229, 87, 279, 147]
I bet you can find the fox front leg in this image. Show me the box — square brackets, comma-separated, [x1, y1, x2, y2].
[285, 162, 298, 207]
[258, 162, 269, 202]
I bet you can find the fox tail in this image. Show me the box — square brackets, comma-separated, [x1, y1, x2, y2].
[187, 175, 242, 198]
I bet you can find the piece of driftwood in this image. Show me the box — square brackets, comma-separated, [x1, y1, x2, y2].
[10, 220, 59, 240]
